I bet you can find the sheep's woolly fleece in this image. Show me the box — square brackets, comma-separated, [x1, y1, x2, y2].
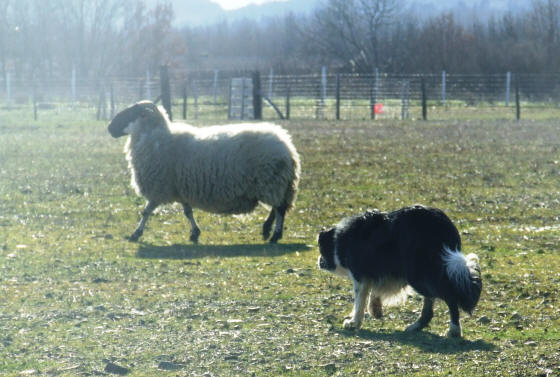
[123, 107, 300, 214]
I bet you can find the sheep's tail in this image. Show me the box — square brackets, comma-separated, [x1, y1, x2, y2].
[442, 246, 482, 314]
[284, 153, 301, 212]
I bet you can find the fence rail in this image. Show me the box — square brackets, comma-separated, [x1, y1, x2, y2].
[2, 70, 560, 122]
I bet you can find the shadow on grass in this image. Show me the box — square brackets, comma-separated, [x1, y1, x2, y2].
[136, 242, 311, 260]
[336, 327, 495, 354]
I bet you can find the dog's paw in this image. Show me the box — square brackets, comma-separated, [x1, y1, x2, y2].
[343, 318, 361, 330]
[446, 323, 462, 338]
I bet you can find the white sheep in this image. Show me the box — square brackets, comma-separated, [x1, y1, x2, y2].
[108, 101, 301, 244]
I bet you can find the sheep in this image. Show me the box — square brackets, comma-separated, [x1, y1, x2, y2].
[108, 100, 301, 244]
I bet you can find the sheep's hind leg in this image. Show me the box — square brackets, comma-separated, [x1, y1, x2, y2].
[129, 201, 158, 242]
[262, 209, 275, 241]
[182, 203, 201, 244]
[269, 205, 287, 244]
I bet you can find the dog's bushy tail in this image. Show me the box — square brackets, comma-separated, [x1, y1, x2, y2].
[442, 246, 482, 314]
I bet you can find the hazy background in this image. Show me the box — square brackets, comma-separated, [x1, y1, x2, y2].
[0, 0, 556, 82]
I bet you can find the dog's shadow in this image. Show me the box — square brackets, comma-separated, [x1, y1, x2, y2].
[335, 327, 495, 354]
[136, 242, 311, 260]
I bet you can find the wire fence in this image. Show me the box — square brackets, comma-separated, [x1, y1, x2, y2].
[2, 70, 560, 122]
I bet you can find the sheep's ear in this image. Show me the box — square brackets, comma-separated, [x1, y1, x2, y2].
[107, 102, 146, 138]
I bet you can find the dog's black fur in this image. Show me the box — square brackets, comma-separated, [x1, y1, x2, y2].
[318, 205, 482, 337]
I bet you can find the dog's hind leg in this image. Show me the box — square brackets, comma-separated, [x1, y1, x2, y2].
[405, 297, 434, 332]
[368, 294, 383, 319]
[343, 279, 370, 330]
[445, 300, 462, 337]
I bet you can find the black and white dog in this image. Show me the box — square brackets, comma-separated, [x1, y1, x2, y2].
[318, 205, 482, 337]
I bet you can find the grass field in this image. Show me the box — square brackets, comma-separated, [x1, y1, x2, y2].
[1, 107, 560, 376]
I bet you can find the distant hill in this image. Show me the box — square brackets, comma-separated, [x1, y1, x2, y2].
[147, 0, 533, 27]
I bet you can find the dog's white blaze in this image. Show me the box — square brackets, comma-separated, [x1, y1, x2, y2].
[442, 246, 479, 290]
[333, 248, 351, 278]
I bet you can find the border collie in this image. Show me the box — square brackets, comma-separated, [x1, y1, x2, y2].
[318, 205, 482, 337]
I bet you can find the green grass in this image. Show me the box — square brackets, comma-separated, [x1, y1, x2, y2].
[1, 108, 560, 376]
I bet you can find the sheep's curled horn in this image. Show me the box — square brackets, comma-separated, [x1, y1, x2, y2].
[108, 101, 157, 138]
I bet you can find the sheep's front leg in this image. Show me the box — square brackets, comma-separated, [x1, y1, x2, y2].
[343, 278, 370, 330]
[130, 201, 158, 242]
[182, 203, 201, 244]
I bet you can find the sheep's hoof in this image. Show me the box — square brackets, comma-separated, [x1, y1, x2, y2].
[262, 228, 271, 241]
[128, 231, 141, 242]
[189, 228, 200, 244]
[269, 232, 282, 244]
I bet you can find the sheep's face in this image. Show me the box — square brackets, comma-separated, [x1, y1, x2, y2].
[108, 101, 163, 138]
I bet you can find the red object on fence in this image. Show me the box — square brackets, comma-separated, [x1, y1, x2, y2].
[374, 103, 384, 114]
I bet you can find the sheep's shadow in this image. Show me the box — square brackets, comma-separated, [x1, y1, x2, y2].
[334, 326, 495, 354]
[136, 242, 311, 260]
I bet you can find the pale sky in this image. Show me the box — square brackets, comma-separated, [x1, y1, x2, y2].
[211, 0, 285, 10]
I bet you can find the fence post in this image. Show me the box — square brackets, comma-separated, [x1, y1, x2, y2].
[6, 71, 11, 109]
[505, 71, 511, 107]
[321, 66, 327, 105]
[421, 76, 427, 121]
[335, 73, 340, 120]
[401, 80, 410, 120]
[268, 68, 274, 98]
[193, 80, 199, 120]
[515, 74, 521, 121]
[441, 70, 446, 106]
[228, 79, 232, 120]
[33, 81, 38, 121]
[182, 80, 187, 120]
[285, 84, 291, 120]
[110, 83, 115, 119]
[213, 70, 219, 105]
[371, 68, 378, 120]
[160, 65, 172, 120]
[252, 70, 262, 120]
[71, 66, 76, 110]
[146, 70, 151, 100]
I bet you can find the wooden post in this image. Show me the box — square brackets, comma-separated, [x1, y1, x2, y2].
[421, 77, 427, 121]
[252, 70, 263, 120]
[160, 65, 172, 120]
[110, 83, 115, 119]
[227, 79, 232, 120]
[285, 85, 291, 120]
[335, 73, 341, 120]
[182, 80, 187, 120]
[71, 67, 76, 110]
[33, 83, 38, 121]
[193, 80, 199, 120]
[505, 71, 511, 107]
[515, 75, 521, 121]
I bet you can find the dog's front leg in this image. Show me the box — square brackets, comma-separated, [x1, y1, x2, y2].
[343, 278, 370, 330]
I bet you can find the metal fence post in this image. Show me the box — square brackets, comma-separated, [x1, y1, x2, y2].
[71, 67, 76, 110]
[160, 65, 172, 120]
[505, 71, 511, 107]
[253, 70, 263, 120]
[6, 71, 11, 110]
[442, 70, 446, 106]
[421, 76, 427, 121]
[515, 74, 521, 120]
[336, 73, 340, 120]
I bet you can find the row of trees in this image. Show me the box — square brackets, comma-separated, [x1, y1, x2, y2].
[1, 0, 560, 82]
